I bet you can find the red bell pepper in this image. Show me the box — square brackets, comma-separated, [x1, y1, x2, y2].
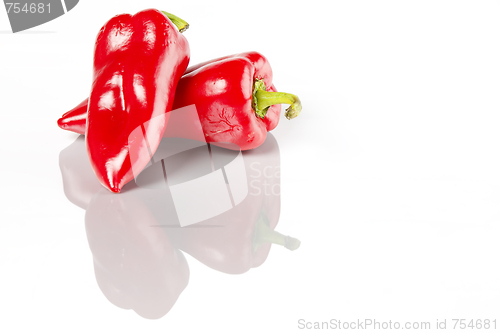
[57, 52, 301, 151]
[85, 9, 190, 193]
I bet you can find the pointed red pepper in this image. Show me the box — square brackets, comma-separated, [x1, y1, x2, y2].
[85, 9, 190, 193]
[57, 52, 301, 151]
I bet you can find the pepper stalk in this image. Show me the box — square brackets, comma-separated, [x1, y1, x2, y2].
[253, 79, 302, 120]
[161, 11, 189, 33]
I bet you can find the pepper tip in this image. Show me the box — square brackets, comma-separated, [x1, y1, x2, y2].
[57, 118, 66, 129]
[103, 181, 122, 194]
[109, 185, 122, 193]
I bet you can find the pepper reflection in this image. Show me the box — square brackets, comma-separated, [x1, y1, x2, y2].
[59, 133, 299, 319]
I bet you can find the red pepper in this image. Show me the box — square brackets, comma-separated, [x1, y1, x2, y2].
[85, 9, 190, 193]
[57, 52, 301, 151]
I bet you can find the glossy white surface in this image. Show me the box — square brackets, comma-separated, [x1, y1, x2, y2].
[1, 0, 500, 331]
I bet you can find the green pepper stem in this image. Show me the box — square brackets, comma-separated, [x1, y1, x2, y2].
[253, 79, 302, 120]
[252, 214, 301, 252]
[161, 11, 189, 33]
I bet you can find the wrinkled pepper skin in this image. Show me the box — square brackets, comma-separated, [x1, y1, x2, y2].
[86, 9, 189, 193]
[58, 52, 294, 151]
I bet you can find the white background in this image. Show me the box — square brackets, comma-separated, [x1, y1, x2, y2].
[1, 0, 500, 331]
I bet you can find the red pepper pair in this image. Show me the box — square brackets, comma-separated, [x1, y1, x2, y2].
[58, 9, 302, 193]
